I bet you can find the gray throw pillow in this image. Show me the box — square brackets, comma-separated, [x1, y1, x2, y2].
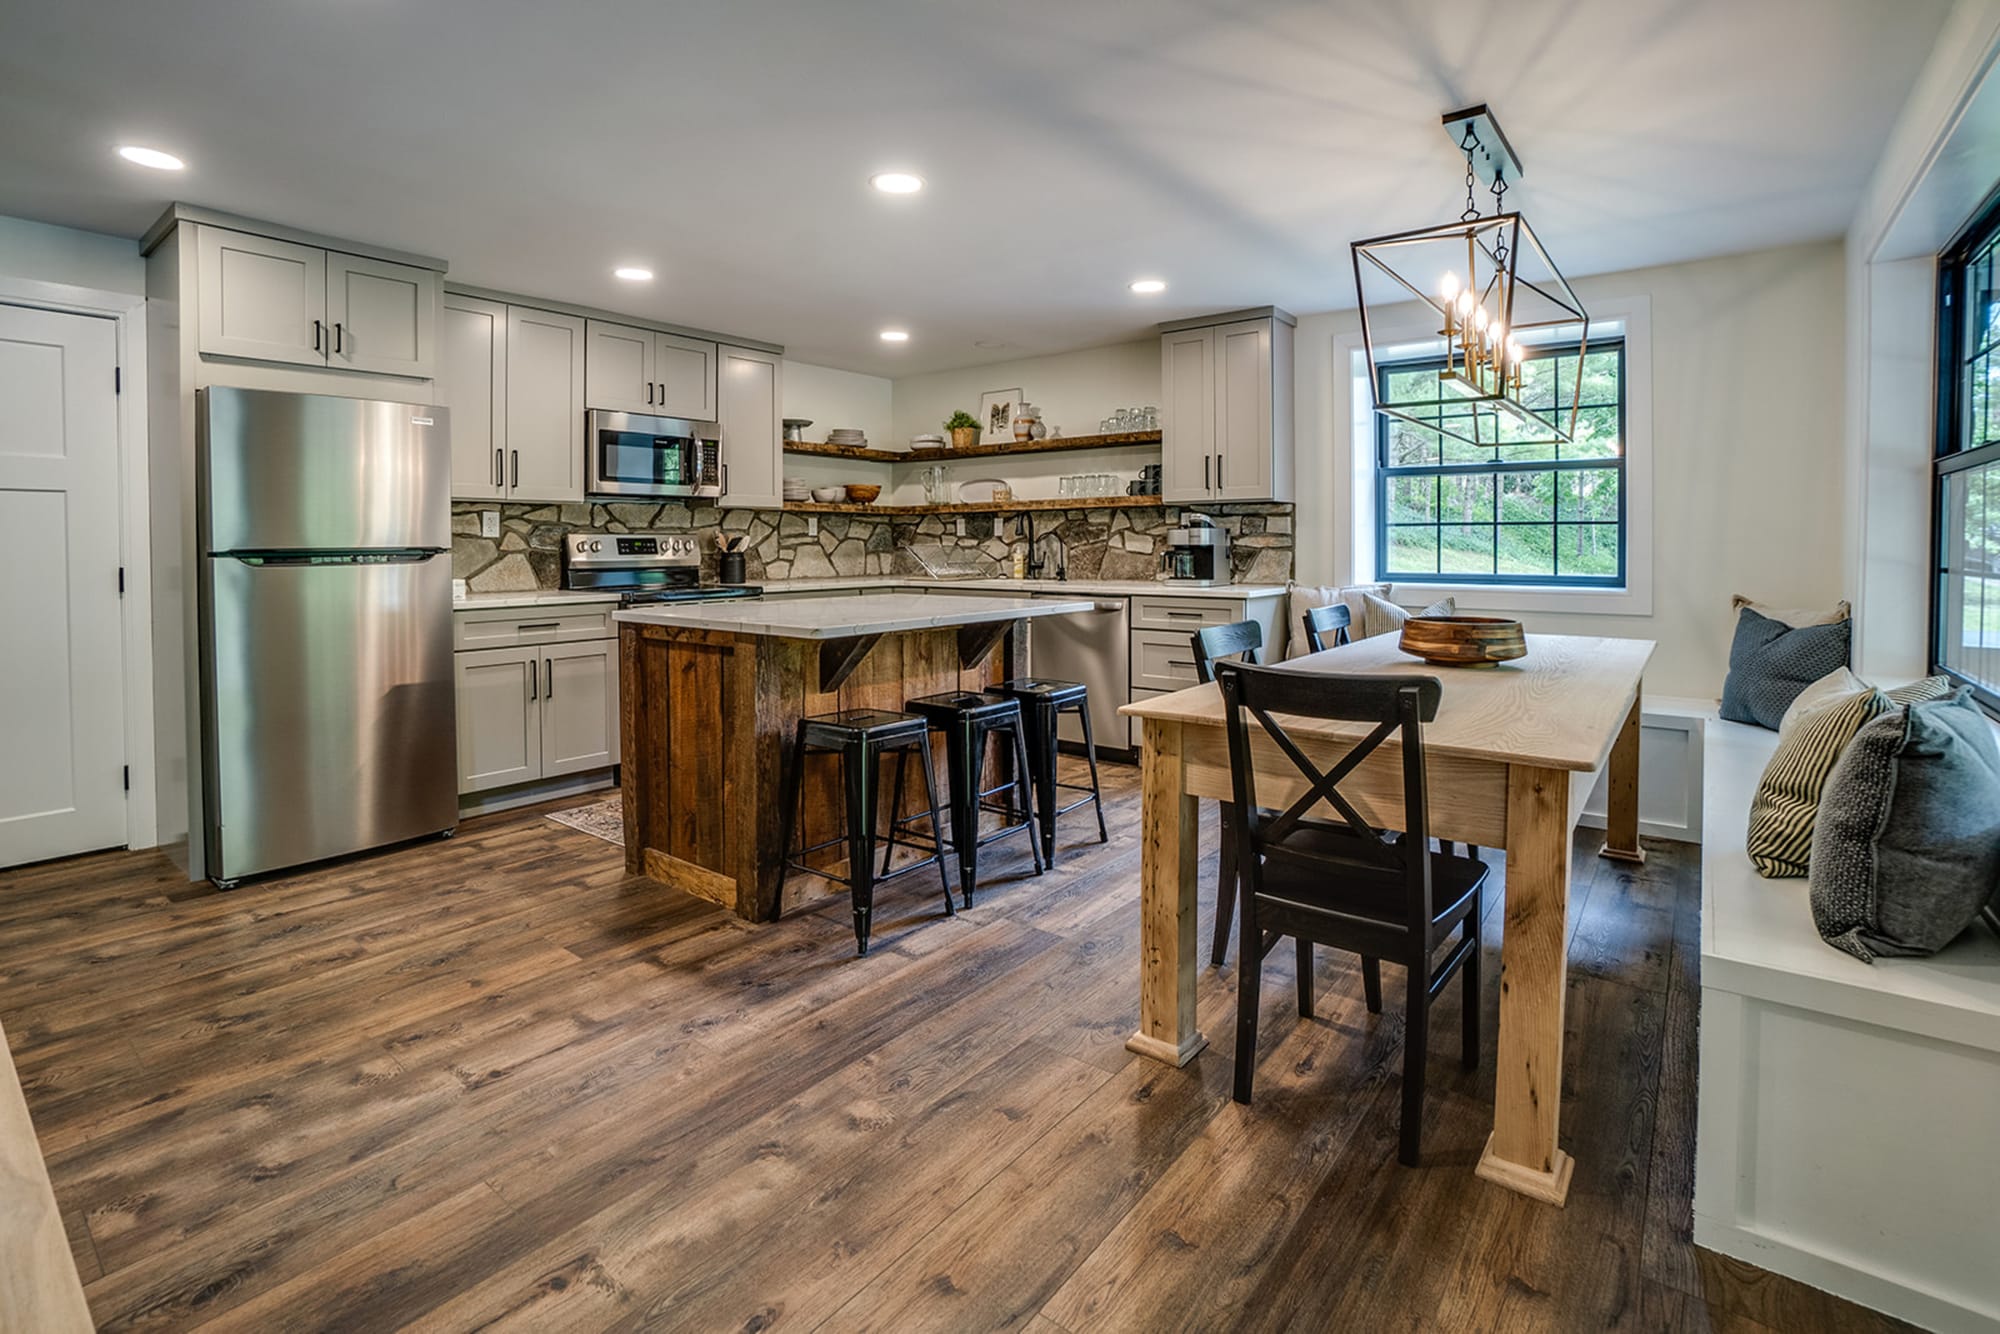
[1720, 608, 1851, 730]
[1809, 689, 2000, 962]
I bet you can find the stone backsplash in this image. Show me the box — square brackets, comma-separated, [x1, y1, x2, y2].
[451, 500, 1294, 592]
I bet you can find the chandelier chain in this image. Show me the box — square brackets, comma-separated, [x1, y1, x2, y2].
[1459, 121, 1483, 223]
[1491, 169, 1510, 269]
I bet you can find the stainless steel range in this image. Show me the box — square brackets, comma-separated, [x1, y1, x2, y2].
[561, 532, 762, 605]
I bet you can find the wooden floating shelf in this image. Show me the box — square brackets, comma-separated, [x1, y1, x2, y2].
[784, 430, 1162, 465]
[781, 496, 1165, 516]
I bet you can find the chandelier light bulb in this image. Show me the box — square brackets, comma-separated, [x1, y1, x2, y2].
[1440, 271, 1461, 303]
[1474, 305, 1490, 331]
[1508, 338, 1524, 363]
[1457, 289, 1474, 317]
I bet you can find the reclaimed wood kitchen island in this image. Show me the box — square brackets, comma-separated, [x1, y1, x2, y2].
[616, 593, 1094, 921]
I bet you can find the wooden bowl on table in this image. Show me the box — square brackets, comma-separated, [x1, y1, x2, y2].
[1398, 616, 1527, 668]
[844, 483, 883, 504]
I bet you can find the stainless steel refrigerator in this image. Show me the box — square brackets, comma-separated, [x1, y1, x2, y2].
[198, 387, 456, 887]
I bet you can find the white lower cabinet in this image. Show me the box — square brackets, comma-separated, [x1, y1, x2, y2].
[454, 625, 619, 795]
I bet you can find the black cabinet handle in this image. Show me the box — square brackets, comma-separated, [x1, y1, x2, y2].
[1216, 452, 1223, 489]
[528, 660, 537, 701]
[333, 322, 344, 354]
[312, 319, 322, 352]
[544, 658, 553, 698]
[494, 448, 503, 487]
[510, 450, 519, 488]
[646, 381, 654, 405]
[1203, 455, 1209, 489]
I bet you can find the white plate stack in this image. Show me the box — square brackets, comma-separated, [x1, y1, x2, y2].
[782, 477, 812, 503]
[827, 428, 868, 448]
[910, 433, 945, 449]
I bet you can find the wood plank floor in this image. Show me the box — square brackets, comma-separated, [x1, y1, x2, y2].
[0, 762, 1916, 1332]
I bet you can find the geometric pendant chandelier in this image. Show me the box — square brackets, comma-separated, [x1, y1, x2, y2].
[1350, 105, 1590, 446]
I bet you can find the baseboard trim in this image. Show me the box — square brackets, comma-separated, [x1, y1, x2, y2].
[459, 770, 616, 818]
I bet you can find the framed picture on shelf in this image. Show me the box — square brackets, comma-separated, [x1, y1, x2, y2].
[979, 388, 1021, 446]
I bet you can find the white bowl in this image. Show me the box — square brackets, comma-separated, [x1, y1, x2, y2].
[811, 486, 847, 503]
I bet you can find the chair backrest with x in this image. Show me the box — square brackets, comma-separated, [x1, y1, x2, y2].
[1301, 602, 1353, 653]
[1213, 660, 1443, 936]
[1191, 619, 1263, 684]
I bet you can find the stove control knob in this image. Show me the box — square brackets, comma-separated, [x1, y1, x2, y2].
[674, 538, 689, 554]
[588, 539, 603, 552]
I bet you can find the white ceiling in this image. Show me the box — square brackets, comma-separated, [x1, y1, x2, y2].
[0, 0, 1952, 376]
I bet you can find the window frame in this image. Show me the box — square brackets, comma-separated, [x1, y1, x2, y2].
[1373, 338, 1628, 589]
[1930, 187, 2000, 716]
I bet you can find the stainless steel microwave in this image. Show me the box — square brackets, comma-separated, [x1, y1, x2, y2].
[585, 409, 723, 499]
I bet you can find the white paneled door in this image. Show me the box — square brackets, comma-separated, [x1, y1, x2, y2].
[0, 304, 124, 867]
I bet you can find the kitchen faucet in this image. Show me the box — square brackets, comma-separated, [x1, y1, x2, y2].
[1013, 513, 1067, 581]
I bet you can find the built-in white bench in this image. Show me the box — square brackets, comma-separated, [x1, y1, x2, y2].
[1690, 707, 2000, 1334]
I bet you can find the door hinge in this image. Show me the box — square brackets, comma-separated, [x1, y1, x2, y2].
[122, 765, 130, 791]
[118, 566, 126, 595]
[114, 366, 122, 394]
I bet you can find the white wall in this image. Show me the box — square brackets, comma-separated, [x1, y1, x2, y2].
[890, 339, 1158, 444]
[783, 360, 892, 447]
[1843, 0, 2000, 683]
[1295, 240, 1849, 701]
[0, 215, 143, 295]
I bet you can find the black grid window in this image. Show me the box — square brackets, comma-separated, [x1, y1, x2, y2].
[1375, 340, 1626, 587]
[1932, 192, 2000, 713]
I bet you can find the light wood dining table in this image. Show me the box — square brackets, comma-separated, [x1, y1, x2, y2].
[1118, 632, 1654, 1206]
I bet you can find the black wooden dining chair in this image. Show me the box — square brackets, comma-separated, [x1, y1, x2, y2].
[1300, 602, 1353, 653]
[1191, 620, 1263, 966]
[1215, 660, 1486, 1167]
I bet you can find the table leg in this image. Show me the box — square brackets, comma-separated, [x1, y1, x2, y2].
[1476, 763, 1577, 1206]
[1599, 690, 1647, 865]
[1127, 717, 1206, 1066]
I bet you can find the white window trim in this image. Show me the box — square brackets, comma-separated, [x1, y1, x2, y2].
[1333, 292, 1654, 616]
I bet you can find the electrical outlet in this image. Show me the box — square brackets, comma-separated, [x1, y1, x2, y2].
[479, 510, 500, 538]
[955, 517, 966, 537]
[807, 516, 819, 538]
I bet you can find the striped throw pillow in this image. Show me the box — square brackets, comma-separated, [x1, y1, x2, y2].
[1746, 675, 1951, 878]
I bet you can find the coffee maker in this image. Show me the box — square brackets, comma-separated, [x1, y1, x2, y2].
[1160, 513, 1230, 585]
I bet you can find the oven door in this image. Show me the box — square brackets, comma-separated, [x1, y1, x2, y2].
[587, 410, 721, 498]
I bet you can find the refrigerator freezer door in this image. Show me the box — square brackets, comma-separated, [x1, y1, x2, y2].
[201, 386, 451, 553]
[202, 552, 457, 882]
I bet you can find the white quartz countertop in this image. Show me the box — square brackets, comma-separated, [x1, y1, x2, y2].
[453, 589, 621, 611]
[614, 592, 1097, 639]
[758, 576, 1290, 600]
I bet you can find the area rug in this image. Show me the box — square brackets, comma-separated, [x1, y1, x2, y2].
[545, 797, 625, 846]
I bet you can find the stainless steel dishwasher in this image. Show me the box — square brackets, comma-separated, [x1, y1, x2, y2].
[1027, 595, 1133, 757]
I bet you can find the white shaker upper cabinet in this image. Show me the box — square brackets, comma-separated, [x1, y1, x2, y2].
[584, 320, 655, 414]
[196, 227, 328, 368]
[654, 332, 718, 420]
[1160, 326, 1216, 503]
[505, 306, 587, 503]
[327, 252, 438, 378]
[439, 294, 507, 500]
[716, 345, 783, 510]
[1158, 309, 1295, 505]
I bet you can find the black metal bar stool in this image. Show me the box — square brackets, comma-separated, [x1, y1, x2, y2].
[993, 678, 1108, 865]
[775, 708, 954, 955]
[903, 691, 1046, 906]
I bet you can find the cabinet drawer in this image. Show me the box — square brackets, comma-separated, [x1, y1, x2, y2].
[1130, 629, 1206, 692]
[453, 606, 613, 649]
[1131, 596, 1242, 631]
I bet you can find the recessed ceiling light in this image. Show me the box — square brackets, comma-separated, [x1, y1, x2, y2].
[870, 172, 925, 195]
[879, 329, 910, 343]
[117, 145, 184, 171]
[1129, 278, 1168, 295]
[613, 266, 654, 282]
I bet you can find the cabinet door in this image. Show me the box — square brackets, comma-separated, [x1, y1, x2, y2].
[655, 332, 718, 420]
[1160, 326, 1215, 502]
[326, 252, 437, 378]
[716, 345, 782, 509]
[455, 646, 542, 793]
[439, 294, 506, 499]
[584, 319, 655, 413]
[539, 640, 617, 776]
[196, 226, 328, 367]
[1213, 318, 1274, 501]
[505, 306, 587, 502]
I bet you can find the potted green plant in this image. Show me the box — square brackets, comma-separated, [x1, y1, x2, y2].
[944, 411, 979, 451]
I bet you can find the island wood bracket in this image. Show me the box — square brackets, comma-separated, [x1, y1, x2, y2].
[818, 634, 884, 693]
[956, 620, 1012, 671]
